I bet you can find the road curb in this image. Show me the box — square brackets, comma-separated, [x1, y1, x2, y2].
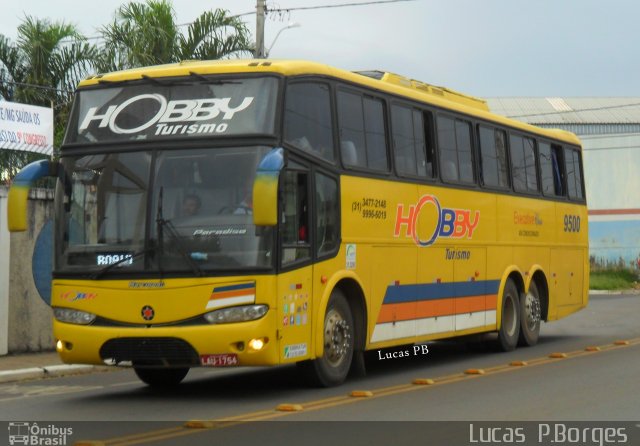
[590, 289, 640, 296]
[0, 364, 95, 384]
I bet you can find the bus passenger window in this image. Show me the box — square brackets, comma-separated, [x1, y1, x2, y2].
[509, 134, 538, 193]
[338, 90, 389, 171]
[437, 116, 474, 183]
[284, 83, 335, 162]
[539, 142, 565, 197]
[391, 105, 431, 178]
[478, 126, 509, 188]
[564, 148, 584, 200]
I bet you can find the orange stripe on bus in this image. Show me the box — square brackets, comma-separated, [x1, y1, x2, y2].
[377, 295, 498, 324]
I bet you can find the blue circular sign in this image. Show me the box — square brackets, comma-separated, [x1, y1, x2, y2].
[32, 219, 53, 306]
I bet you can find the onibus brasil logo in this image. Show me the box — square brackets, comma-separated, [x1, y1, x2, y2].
[8, 422, 72, 445]
[394, 194, 480, 246]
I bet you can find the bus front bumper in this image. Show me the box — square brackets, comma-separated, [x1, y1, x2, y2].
[53, 310, 279, 368]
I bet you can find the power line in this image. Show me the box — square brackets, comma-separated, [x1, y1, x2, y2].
[18, 1, 418, 46]
[0, 80, 72, 94]
[268, 0, 419, 12]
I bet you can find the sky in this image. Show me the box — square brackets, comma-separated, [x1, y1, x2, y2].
[1, 0, 640, 97]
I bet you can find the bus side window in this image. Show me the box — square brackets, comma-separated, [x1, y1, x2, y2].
[564, 148, 584, 200]
[281, 170, 310, 265]
[509, 134, 538, 193]
[539, 142, 565, 197]
[337, 90, 389, 172]
[315, 172, 339, 257]
[423, 111, 436, 178]
[284, 82, 335, 162]
[478, 125, 509, 189]
[391, 105, 434, 178]
[551, 145, 565, 196]
[437, 115, 474, 184]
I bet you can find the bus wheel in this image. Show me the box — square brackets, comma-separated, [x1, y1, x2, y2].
[497, 279, 520, 352]
[134, 367, 189, 387]
[519, 281, 541, 346]
[307, 289, 354, 387]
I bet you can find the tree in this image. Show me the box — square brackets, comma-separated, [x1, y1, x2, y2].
[98, 0, 254, 72]
[0, 16, 98, 180]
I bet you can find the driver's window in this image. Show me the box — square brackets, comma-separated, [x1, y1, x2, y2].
[281, 170, 310, 265]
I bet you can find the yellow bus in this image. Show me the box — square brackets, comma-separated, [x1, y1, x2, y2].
[8, 60, 588, 387]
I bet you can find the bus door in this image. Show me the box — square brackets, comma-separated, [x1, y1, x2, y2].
[277, 167, 313, 363]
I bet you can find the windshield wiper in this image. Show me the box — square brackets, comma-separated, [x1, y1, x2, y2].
[156, 187, 204, 277]
[188, 72, 240, 85]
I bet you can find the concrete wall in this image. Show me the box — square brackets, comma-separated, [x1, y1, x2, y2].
[0, 187, 9, 354]
[582, 133, 640, 269]
[0, 186, 55, 354]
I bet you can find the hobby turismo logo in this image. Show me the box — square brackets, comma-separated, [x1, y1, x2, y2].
[78, 94, 254, 135]
[394, 194, 480, 247]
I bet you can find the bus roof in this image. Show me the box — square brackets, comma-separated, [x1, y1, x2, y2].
[79, 59, 581, 147]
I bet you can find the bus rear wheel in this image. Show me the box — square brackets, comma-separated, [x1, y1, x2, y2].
[134, 367, 189, 387]
[305, 289, 354, 387]
[518, 281, 541, 347]
[497, 279, 521, 352]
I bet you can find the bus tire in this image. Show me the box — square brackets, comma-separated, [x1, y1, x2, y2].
[497, 279, 520, 352]
[518, 281, 541, 347]
[306, 289, 354, 387]
[134, 367, 189, 387]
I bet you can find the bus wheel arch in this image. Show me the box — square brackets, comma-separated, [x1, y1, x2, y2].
[303, 287, 354, 386]
[530, 270, 549, 322]
[304, 277, 367, 386]
[335, 279, 367, 377]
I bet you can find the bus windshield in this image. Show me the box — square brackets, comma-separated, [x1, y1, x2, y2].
[65, 76, 278, 144]
[55, 146, 274, 275]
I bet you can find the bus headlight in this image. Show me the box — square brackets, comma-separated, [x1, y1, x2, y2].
[53, 307, 97, 325]
[204, 305, 268, 324]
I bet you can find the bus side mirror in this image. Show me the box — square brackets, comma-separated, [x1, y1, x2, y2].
[7, 159, 58, 232]
[252, 148, 284, 226]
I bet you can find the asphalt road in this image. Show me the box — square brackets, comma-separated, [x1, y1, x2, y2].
[1, 293, 639, 446]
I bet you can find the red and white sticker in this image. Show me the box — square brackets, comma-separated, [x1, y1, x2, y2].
[200, 354, 239, 367]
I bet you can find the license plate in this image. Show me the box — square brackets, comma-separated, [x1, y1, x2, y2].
[200, 354, 239, 367]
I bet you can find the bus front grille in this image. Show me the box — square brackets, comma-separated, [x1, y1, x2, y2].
[99, 337, 200, 367]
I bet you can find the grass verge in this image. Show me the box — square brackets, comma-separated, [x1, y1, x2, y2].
[590, 268, 639, 291]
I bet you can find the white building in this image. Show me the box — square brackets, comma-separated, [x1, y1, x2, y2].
[487, 97, 640, 269]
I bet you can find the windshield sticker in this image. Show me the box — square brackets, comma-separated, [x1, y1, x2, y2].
[96, 253, 133, 266]
[284, 343, 307, 359]
[129, 281, 165, 289]
[193, 228, 247, 237]
[207, 282, 256, 310]
[346, 244, 356, 269]
[394, 194, 480, 247]
[60, 291, 97, 302]
[79, 95, 254, 136]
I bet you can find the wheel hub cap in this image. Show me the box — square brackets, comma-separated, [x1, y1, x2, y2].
[324, 309, 351, 366]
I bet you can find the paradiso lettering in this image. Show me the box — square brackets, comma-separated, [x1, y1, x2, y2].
[78, 94, 254, 135]
[394, 195, 480, 247]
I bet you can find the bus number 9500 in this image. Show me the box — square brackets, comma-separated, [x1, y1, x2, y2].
[564, 215, 581, 232]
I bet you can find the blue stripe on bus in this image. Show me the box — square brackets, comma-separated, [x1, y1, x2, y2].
[212, 282, 255, 293]
[382, 280, 501, 304]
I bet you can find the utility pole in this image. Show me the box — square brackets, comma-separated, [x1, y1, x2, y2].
[255, 0, 266, 58]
